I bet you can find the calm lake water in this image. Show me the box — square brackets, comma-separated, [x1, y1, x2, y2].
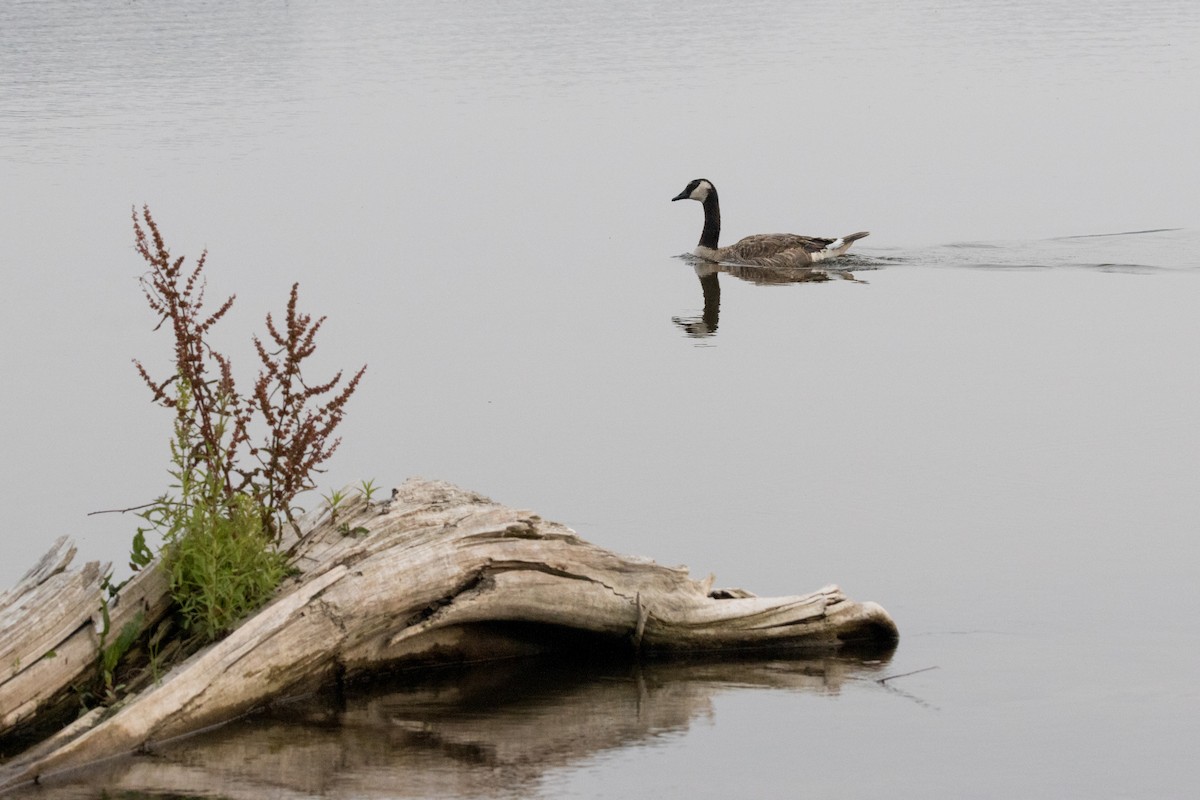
[3, 0, 1199, 797]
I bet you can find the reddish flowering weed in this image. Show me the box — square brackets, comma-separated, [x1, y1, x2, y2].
[133, 205, 365, 538]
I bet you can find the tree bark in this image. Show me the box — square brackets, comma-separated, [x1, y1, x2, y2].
[0, 478, 897, 792]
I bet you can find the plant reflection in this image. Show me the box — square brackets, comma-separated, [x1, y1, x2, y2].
[39, 649, 894, 799]
[672, 258, 863, 340]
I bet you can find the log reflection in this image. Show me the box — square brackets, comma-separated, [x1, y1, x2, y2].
[32, 650, 894, 799]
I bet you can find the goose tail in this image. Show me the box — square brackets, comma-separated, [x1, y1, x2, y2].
[809, 230, 870, 262]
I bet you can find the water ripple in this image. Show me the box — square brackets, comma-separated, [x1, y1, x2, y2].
[876, 228, 1200, 273]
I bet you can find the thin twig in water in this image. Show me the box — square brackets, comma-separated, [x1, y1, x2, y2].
[877, 666, 939, 684]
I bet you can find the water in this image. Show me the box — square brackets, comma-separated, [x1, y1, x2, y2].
[2, 1, 1199, 797]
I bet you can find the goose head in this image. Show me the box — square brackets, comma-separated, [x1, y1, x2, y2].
[672, 178, 715, 203]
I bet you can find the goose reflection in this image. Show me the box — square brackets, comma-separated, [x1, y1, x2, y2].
[672, 257, 861, 339]
[672, 262, 723, 337]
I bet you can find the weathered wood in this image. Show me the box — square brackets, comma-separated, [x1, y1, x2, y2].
[0, 541, 171, 747]
[0, 479, 897, 792]
[0, 538, 104, 742]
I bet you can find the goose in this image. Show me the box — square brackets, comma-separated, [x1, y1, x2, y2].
[672, 178, 869, 267]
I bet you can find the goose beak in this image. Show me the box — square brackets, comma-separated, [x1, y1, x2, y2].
[671, 189, 689, 202]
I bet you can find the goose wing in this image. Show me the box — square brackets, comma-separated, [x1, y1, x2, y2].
[725, 233, 836, 261]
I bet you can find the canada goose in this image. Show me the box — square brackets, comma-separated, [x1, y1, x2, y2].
[672, 178, 869, 267]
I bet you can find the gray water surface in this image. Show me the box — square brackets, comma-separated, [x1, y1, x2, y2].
[2, 1, 1199, 797]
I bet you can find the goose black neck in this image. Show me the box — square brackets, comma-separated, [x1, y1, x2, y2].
[699, 190, 721, 249]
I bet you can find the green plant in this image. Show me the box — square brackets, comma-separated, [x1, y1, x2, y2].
[145, 621, 172, 685]
[321, 487, 348, 523]
[166, 489, 288, 641]
[128, 528, 154, 572]
[130, 378, 286, 640]
[125, 206, 365, 645]
[95, 602, 144, 707]
[337, 522, 370, 538]
[358, 478, 380, 505]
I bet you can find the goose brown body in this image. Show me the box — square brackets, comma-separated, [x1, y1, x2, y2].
[672, 178, 868, 267]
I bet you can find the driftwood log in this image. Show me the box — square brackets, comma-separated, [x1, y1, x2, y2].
[0, 479, 897, 792]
